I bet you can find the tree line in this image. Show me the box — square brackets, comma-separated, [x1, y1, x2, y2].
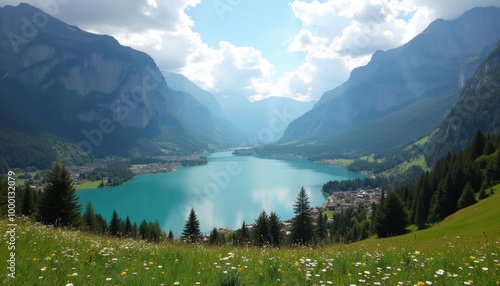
[398, 130, 500, 229]
[2, 130, 497, 246]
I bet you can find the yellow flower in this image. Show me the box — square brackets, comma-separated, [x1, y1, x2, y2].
[277, 268, 282, 273]
[468, 280, 473, 284]
[417, 282, 425, 286]
[51, 253, 56, 257]
[238, 267, 244, 273]
[121, 271, 127, 276]
[175, 258, 179, 263]
[470, 256, 476, 260]
[347, 272, 352, 277]
[294, 261, 299, 267]
[149, 261, 153, 265]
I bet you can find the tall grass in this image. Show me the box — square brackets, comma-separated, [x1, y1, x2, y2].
[1, 186, 499, 285]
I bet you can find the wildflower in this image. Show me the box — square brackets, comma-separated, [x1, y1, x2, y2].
[417, 282, 425, 286]
[121, 271, 127, 276]
[294, 261, 299, 267]
[436, 269, 445, 276]
[106, 278, 112, 281]
[174, 282, 180, 285]
[149, 261, 154, 265]
[65, 283, 73, 286]
[175, 258, 179, 263]
[482, 267, 488, 271]
[470, 256, 476, 260]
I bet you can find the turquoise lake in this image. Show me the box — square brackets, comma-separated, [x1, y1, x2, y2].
[77, 152, 365, 236]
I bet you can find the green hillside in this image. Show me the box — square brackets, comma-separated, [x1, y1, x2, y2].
[2, 185, 498, 285]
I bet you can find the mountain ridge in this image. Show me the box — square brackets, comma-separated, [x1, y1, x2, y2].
[276, 6, 500, 157]
[0, 3, 243, 168]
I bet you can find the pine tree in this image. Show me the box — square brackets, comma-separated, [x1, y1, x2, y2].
[458, 183, 477, 209]
[291, 187, 314, 245]
[168, 229, 174, 242]
[132, 223, 138, 239]
[124, 216, 132, 237]
[139, 219, 149, 240]
[269, 212, 281, 247]
[38, 163, 82, 227]
[109, 209, 121, 237]
[469, 129, 486, 160]
[83, 201, 98, 232]
[240, 221, 249, 245]
[209, 227, 219, 245]
[182, 208, 201, 243]
[253, 210, 270, 247]
[316, 212, 328, 242]
[21, 183, 35, 216]
[374, 192, 408, 238]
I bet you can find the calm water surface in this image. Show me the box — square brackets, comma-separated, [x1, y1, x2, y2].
[78, 152, 365, 235]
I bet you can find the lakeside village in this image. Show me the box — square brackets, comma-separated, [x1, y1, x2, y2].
[64, 155, 206, 186]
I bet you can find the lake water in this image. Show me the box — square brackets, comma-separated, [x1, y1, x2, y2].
[77, 152, 365, 235]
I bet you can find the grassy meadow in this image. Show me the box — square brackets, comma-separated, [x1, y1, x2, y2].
[1, 185, 500, 285]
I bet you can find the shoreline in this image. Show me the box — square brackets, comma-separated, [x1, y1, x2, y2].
[73, 155, 207, 190]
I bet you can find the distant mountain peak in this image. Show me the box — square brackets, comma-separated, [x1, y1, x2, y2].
[274, 6, 500, 157]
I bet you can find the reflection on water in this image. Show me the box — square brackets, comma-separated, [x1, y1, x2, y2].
[78, 152, 365, 235]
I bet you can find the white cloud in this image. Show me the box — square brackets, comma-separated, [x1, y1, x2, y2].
[3, 0, 500, 102]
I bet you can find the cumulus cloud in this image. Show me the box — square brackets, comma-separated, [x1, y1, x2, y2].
[3, 0, 500, 102]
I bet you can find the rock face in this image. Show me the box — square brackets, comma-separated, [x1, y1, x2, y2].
[0, 3, 246, 158]
[426, 42, 500, 165]
[0, 4, 173, 129]
[278, 7, 500, 154]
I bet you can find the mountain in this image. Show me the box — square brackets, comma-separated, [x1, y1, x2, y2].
[217, 95, 316, 144]
[168, 88, 247, 147]
[0, 3, 241, 168]
[163, 72, 224, 116]
[275, 7, 500, 157]
[425, 41, 500, 165]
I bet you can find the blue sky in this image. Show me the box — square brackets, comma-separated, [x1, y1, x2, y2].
[4, 0, 500, 101]
[187, 0, 305, 79]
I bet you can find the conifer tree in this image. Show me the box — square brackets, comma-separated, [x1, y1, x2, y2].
[239, 221, 249, 245]
[269, 212, 281, 247]
[469, 129, 486, 160]
[182, 208, 201, 243]
[458, 183, 477, 209]
[38, 163, 82, 227]
[253, 210, 270, 247]
[316, 212, 328, 242]
[132, 223, 138, 239]
[139, 219, 149, 240]
[168, 229, 174, 242]
[374, 192, 408, 238]
[291, 187, 314, 245]
[21, 183, 35, 216]
[209, 227, 219, 245]
[83, 201, 98, 232]
[124, 216, 132, 237]
[109, 209, 121, 237]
